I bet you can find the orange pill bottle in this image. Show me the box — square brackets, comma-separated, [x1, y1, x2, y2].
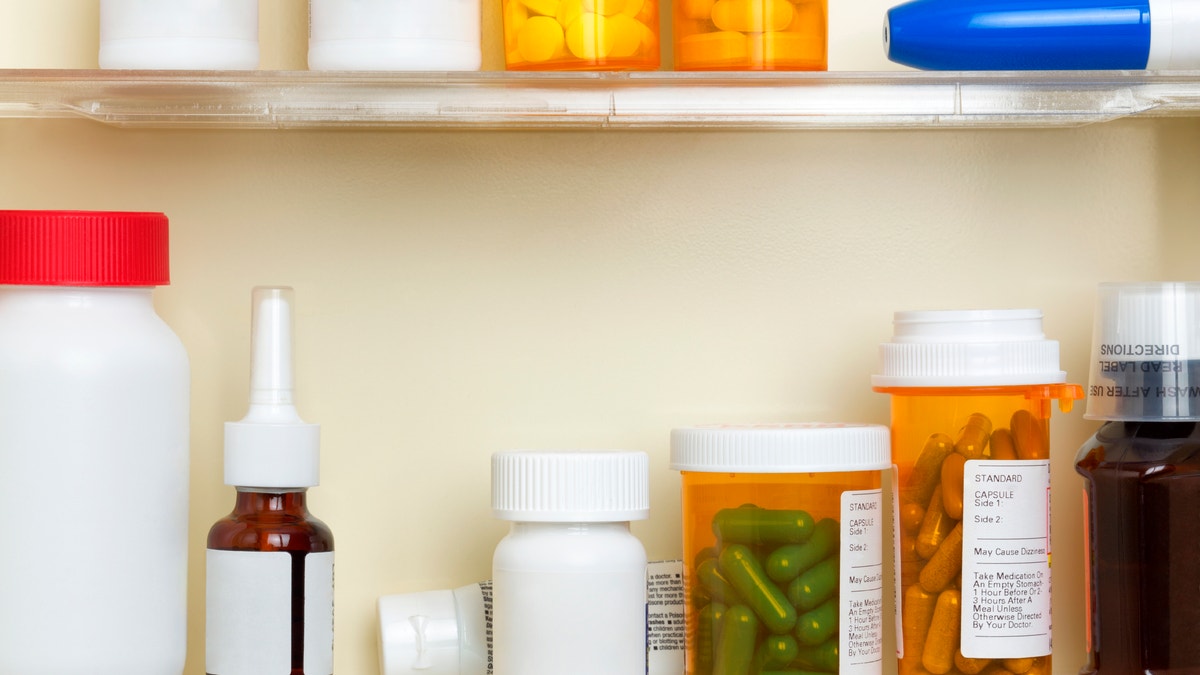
[673, 0, 826, 70]
[501, 0, 660, 70]
[872, 310, 1081, 675]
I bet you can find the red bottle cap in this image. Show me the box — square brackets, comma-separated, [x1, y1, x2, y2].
[0, 210, 170, 287]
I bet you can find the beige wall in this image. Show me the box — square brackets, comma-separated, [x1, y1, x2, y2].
[3, 2, 1200, 675]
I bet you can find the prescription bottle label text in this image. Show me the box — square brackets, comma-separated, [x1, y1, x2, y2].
[841, 489, 884, 675]
[647, 560, 686, 674]
[960, 461, 1051, 658]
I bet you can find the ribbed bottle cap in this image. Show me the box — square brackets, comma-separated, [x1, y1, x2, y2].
[671, 424, 891, 473]
[0, 210, 169, 286]
[1086, 282, 1200, 420]
[872, 309, 1065, 387]
[492, 451, 650, 523]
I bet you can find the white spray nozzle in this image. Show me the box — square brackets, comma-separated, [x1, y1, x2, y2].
[224, 285, 321, 489]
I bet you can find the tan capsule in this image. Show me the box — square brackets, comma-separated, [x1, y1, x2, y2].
[1010, 410, 1048, 460]
[900, 584, 939, 675]
[1026, 657, 1049, 675]
[940, 452, 966, 520]
[905, 433, 955, 507]
[980, 666, 1016, 675]
[919, 522, 963, 593]
[1002, 658, 1036, 674]
[916, 485, 954, 559]
[954, 413, 992, 459]
[922, 589, 961, 675]
[955, 650, 990, 675]
[901, 501, 926, 534]
[989, 428, 1017, 460]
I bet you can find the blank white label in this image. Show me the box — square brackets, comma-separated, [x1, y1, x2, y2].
[206, 550, 335, 675]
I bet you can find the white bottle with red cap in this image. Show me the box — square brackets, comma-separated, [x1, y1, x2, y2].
[0, 211, 190, 675]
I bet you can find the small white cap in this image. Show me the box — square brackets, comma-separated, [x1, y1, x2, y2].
[670, 424, 891, 474]
[225, 287, 321, 489]
[872, 309, 1066, 388]
[1147, 0, 1200, 69]
[492, 451, 650, 523]
[378, 590, 462, 675]
[1086, 282, 1200, 420]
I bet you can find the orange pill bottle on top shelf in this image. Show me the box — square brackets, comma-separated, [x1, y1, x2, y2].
[872, 310, 1082, 675]
[674, 0, 826, 70]
[501, 0, 660, 70]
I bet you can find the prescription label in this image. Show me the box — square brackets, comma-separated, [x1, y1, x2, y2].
[961, 460, 1051, 658]
[646, 560, 685, 675]
[206, 549, 335, 675]
[841, 489, 884, 675]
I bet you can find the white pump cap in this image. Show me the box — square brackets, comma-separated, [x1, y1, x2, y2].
[224, 287, 320, 489]
[378, 590, 464, 675]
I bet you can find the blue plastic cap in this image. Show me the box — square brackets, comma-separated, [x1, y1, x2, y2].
[884, 0, 1152, 69]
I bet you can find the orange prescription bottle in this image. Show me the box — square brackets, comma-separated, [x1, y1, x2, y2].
[671, 424, 891, 675]
[872, 310, 1081, 675]
[674, 0, 826, 70]
[500, 0, 660, 70]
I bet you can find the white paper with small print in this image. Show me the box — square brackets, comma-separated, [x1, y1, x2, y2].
[841, 489, 884, 675]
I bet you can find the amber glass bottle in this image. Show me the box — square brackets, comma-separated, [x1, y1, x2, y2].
[1076, 282, 1200, 675]
[207, 490, 334, 675]
[206, 287, 334, 675]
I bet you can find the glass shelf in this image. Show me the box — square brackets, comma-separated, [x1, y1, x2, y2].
[1, 69, 1200, 129]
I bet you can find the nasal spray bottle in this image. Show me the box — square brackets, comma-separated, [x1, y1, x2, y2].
[206, 287, 335, 675]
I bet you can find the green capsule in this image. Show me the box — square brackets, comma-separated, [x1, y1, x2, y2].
[759, 634, 800, 668]
[787, 556, 839, 611]
[714, 605, 759, 675]
[719, 544, 798, 634]
[792, 639, 839, 673]
[698, 557, 741, 605]
[795, 596, 838, 646]
[765, 518, 840, 583]
[713, 507, 815, 546]
[694, 602, 727, 675]
[762, 671, 832, 675]
[695, 546, 719, 569]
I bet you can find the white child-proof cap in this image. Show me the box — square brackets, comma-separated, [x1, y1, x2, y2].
[670, 424, 891, 474]
[1086, 282, 1200, 420]
[871, 309, 1066, 388]
[492, 451, 650, 523]
[224, 287, 321, 489]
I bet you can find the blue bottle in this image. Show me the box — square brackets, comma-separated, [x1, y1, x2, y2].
[884, 0, 1200, 69]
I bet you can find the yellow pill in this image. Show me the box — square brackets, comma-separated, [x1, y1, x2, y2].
[940, 452, 966, 521]
[955, 650, 990, 675]
[711, 0, 795, 32]
[916, 485, 954, 559]
[1011, 410, 1048, 460]
[954, 413, 992, 459]
[905, 433, 954, 508]
[521, 0, 561, 16]
[517, 16, 566, 62]
[557, 0, 585, 27]
[922, 590, 961, 675]
[900, 585, 938, 675]
[1003, 658, 1036, 674]
[745, 29, 825, 68]
[566, 12, 617, 58]
[900, 501, 925, 534]
[607, 14, 645, 57]
[919, 522, 963, 593]
[621, 0, 647, 17]
[584, 0, 626, 15]
[678, 30, 747, 66]
[990, 428, 1017, 460]
[679, 0, 716, 19]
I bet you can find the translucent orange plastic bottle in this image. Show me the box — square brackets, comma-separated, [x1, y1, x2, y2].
[873, 310, 1081, 675]
[501, 0, 660, 70]
[674, 0, 827, 70]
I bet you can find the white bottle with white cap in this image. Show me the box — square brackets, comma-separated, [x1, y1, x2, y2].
[492, 450, 650, 675]
[206, 287, 334, 675]
[308, 0, 482, 70]
[99, 0, 259, 69]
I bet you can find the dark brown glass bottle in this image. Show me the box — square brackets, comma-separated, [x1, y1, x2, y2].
[1075, 420, 1200, 675]
[207, 489, 334, 675]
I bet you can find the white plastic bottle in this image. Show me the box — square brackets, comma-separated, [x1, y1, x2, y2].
[99, 0, 259, 70]
[308, 0, 482, 71]
[206, 287, 334, 675]
[0, 210, 190, 675]
[491, 450, 650, 675]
